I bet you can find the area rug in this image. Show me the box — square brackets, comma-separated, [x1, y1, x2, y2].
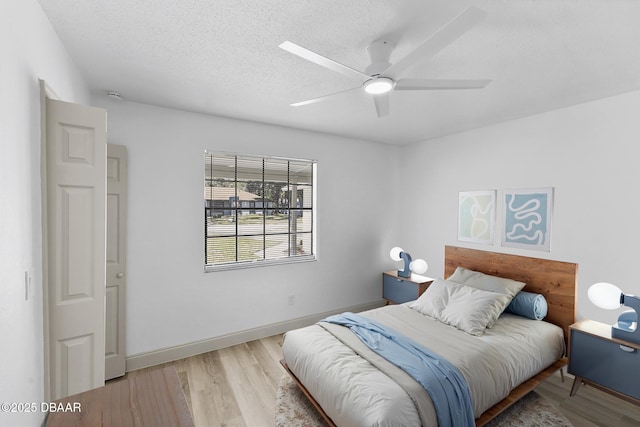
[275, 375, 573, 427]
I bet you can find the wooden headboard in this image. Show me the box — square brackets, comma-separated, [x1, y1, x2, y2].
[444, 246, 577, 349]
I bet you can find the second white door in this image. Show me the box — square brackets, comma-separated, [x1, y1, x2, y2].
[106, 144, 127, 380]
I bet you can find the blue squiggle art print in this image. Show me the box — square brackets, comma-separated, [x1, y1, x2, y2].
[502, 188, 552, 251]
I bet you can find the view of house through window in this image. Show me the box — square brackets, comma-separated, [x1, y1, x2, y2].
[204, 152, 316, 270]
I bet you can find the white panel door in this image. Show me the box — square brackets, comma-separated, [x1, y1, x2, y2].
[46, 98, 107, 400]
[105, 144, 127, 380]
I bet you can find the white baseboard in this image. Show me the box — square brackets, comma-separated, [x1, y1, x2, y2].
[126, 300, 385, 372]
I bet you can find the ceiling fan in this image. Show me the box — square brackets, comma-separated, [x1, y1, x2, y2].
[279, 6, 491, 118]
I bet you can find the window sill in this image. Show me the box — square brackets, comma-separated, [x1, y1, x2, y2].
[204, 255, 317, 273]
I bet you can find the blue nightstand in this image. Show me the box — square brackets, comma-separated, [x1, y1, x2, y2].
[569, 319, 640, 405]
[382, 271, 433, 305]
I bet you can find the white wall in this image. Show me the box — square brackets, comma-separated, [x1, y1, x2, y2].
[0, 1, 91, 426]
[399, 90, 640, 325]
[94, 89, 640, 359]
[91, 99, 400, 356]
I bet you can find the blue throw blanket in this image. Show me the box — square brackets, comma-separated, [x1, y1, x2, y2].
[323, 312, 474, 427]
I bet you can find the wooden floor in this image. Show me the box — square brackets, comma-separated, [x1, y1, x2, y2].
[121, 335, 287, 427]
[118, 335, 640, 427]
[536, 372, 640, 427]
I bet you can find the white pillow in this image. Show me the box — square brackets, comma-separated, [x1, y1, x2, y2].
[448, 266, 525, 298]
[409, 278, 511, 336]
[448, 267, 525, 327]
[408, 278, 451, 319]
[439, 286, 512, 336]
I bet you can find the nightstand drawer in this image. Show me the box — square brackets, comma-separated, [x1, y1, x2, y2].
[569, 329, 640, 400]
[383, 275, 419, 304]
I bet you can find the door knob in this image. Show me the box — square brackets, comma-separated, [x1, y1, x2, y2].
[116, 272, 124, 279]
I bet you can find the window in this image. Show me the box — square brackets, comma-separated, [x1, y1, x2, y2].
[204, 152, 316, 271]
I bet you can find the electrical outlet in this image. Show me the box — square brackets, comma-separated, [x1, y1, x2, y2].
[287, 295, 296, 306]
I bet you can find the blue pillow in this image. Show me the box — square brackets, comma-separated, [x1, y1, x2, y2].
[505, 291, 548, 320]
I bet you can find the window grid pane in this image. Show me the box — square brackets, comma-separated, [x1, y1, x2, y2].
[205, 152, 314, 267]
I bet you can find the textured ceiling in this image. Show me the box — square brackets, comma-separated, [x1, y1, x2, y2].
[37, 0, 640, 145]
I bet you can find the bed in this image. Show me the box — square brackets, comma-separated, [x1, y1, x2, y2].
[281, 246, 578, 426]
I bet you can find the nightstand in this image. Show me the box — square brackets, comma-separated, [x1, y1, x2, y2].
[568, 319, 640, 405]
[382, 271, 434, 304]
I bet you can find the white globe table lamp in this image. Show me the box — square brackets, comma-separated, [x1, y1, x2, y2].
[389, 247, 428, 278]
[588, 282, 640, 344]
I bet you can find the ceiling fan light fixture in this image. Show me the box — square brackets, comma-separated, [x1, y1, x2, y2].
[364, 77, 394, 95]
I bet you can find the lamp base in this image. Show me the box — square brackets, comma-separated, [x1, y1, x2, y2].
[397, 252, 412, 278]
[612, 309, 639, 345]
[397, 269, 411, 278]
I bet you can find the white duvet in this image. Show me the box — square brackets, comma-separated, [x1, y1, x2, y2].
[282, 304, 564, 427]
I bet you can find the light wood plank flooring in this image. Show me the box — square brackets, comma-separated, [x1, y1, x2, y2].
[536, 372, 640, 427]
[117, 335, 639, 427]
[120, 335, 286, 427]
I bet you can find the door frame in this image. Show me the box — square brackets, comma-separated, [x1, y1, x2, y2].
[39, 79, 59, 402]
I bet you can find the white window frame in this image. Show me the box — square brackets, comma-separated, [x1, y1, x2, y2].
[204, 151, 317, 272]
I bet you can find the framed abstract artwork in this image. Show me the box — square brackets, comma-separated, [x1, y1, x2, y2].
[458, 190, 496, 245]
[502, 188, 553, 251]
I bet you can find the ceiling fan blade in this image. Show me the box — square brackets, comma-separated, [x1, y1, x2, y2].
[372, 93, 390, 117]
[279, 41, 370, 81]
[395, 78, 491, 90]
[383, 6, 487, 78]
[290, 86, 361, 107]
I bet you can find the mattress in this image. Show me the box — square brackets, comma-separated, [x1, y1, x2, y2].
[282, 304, 564, 427]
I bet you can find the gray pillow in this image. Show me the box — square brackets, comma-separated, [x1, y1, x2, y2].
[448, 267, 526, 326]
